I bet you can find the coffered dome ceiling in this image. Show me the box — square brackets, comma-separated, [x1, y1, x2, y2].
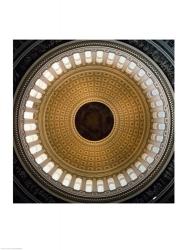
[13, 40, 174, 203]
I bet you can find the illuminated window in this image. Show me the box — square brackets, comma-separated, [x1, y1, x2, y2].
[43, 70, 55, 82]
[85, 180, 92, 192]
[52, 168, 63, 181]
[63, 174, 72, 186]
[74, 178, 82, 191]
[97, 180, 104, 192]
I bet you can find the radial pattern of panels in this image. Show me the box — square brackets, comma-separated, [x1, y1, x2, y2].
[15, 41, 174, 201]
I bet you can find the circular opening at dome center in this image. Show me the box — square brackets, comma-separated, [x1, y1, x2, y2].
[75, 102, 114, 141]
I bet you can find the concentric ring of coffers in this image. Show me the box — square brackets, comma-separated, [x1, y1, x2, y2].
[21, 44, 171, 195]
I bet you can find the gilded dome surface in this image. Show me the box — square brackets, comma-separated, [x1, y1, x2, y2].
[14, 40, 174, 202]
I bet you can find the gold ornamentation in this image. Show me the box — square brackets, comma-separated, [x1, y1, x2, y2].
[38, 66, 150, 178]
